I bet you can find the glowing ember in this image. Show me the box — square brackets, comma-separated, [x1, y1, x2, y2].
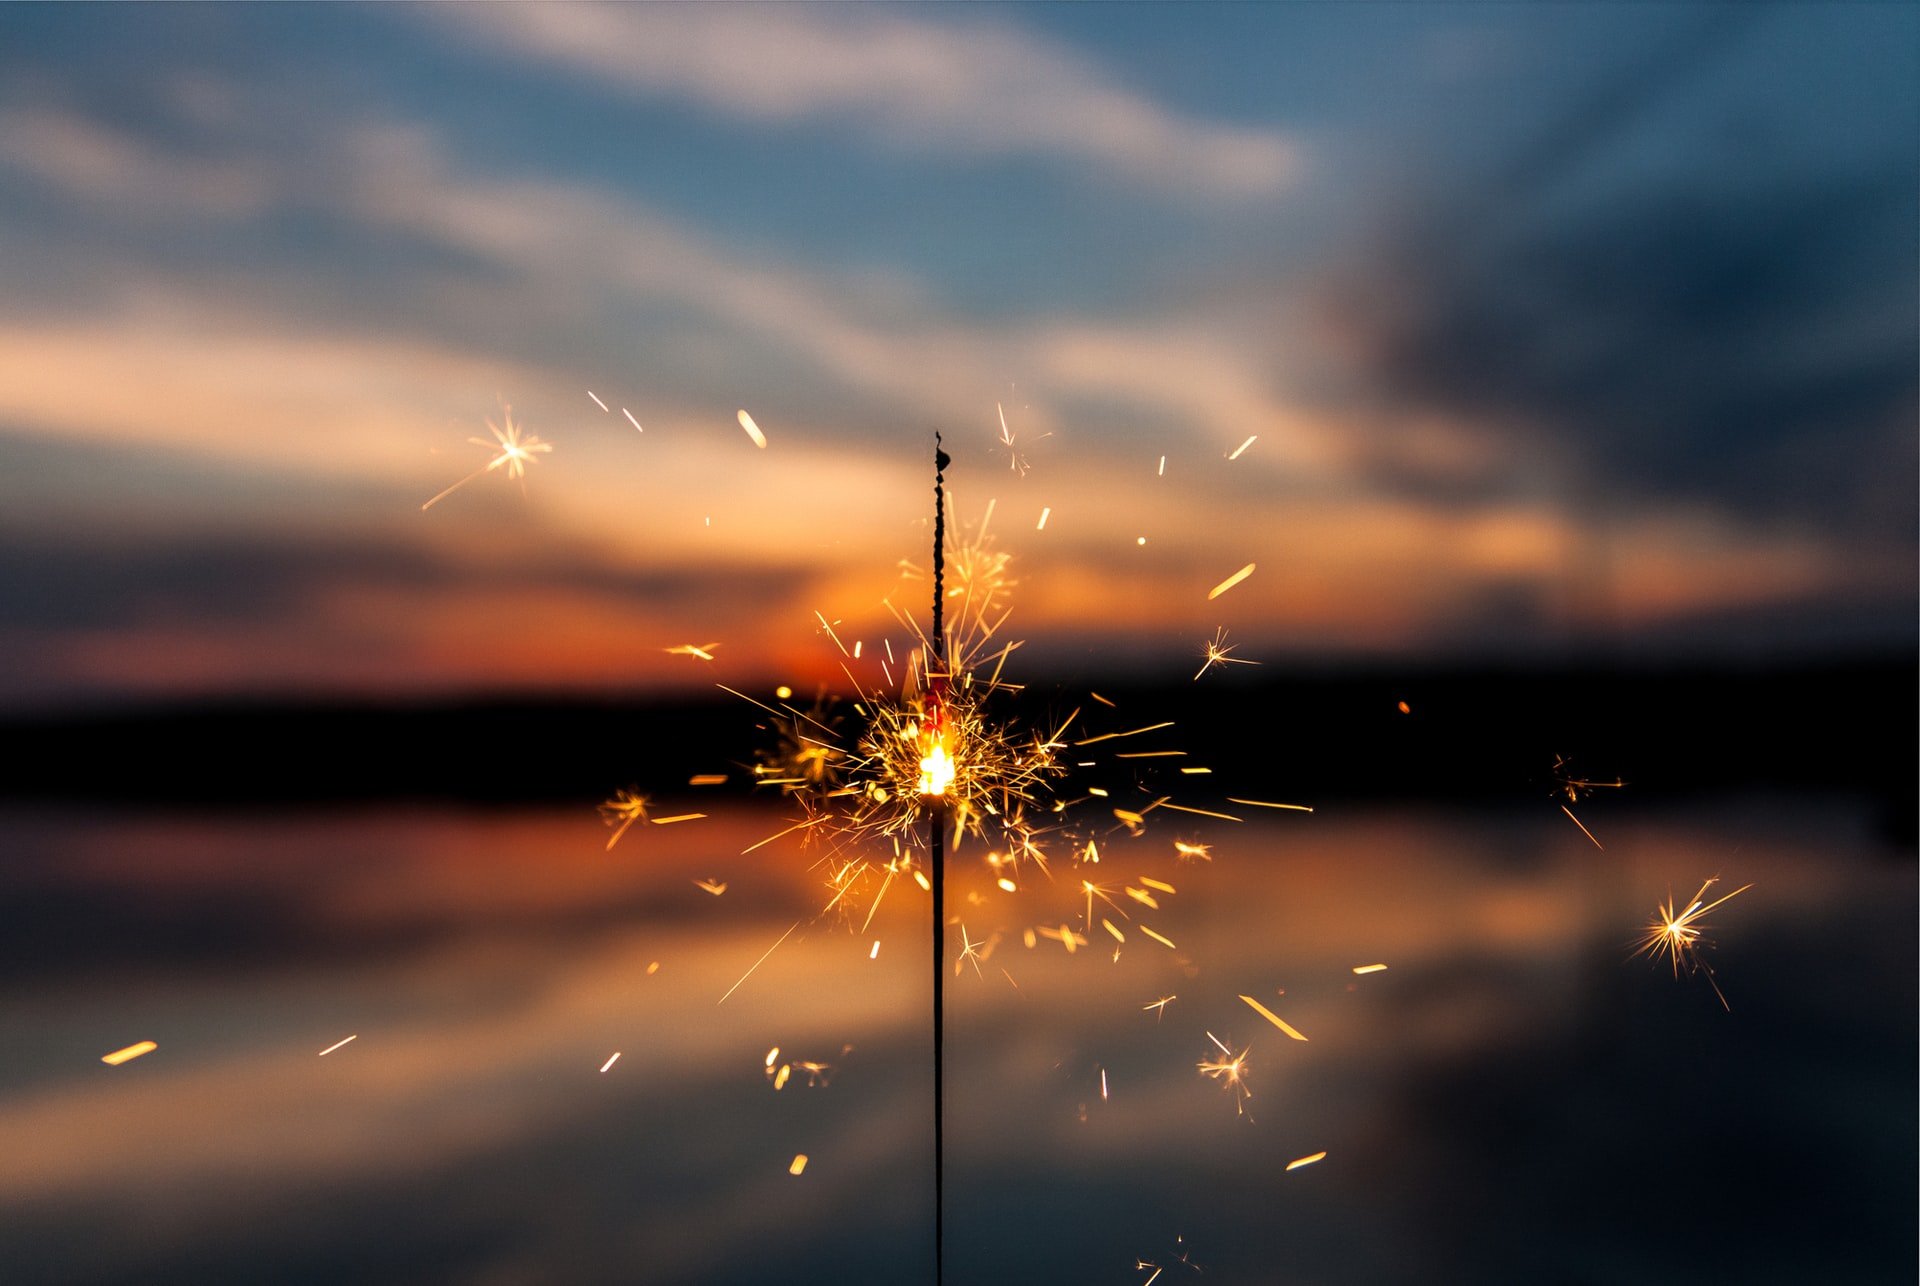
[737, 408, 768, 448]
[421, 405, 551, 510]
[1239, 994, 1309, 1041]
[100, 1041, 156, 1066]
[1286, 1150, 1327, 1171]
[1632, 877, 1753, 1009]
[317, 1034, 358, 1057]
[1194, 627, 1260, 680]
[1197, 1032, 1252, 1115]
[788, 1153, 808, 1176]
[1206, 562, 1255, 599]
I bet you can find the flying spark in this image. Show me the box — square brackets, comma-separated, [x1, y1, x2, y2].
[737, 409, 768, 448]
[1197, 1032, 1252, 1115]
[1226, 435, 1257, 460]
[1194, 627, 1259, 681]
[600, 1052, 621, 1073]
[1286, 1151, 1328, 1172]
[101, 1041, 156, 1066]
[317, 1035, 358, 1057]
[665, 643, 720, 661]
[1206, 563, 1255, 600]
[1239, 994, 1308, 1041]
[1632, 877, 1752, 1009]
[422, 407, 553, 511]
[598, 793, 652, 849]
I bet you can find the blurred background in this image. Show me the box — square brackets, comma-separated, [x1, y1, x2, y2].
[0, 4, 1911, 1284]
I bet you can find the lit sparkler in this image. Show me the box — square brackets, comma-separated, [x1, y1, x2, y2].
[1632, 877, 1752, 1009]
[421, 405, 551, 510]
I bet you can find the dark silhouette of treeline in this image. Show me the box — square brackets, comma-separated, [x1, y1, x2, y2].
[3, 657, 1911, 844]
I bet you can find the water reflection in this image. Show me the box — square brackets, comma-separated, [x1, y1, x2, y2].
[0, 800, 1909, 1284]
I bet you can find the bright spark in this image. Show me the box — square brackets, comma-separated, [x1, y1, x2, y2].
[737, 408, 768, 448]
[665, 642, 720, 661]
[317, 1034, 358, 1057]
[600, 1052, 621, 1073]
[1239, 994, 1309, 1041]
[598, 789, 651, 850]
[1142, 995, 1176, 1020]
[1194, 627, 1260, 681]
[1352, 963, 1389, 975]
[1286, 1151, 1328, 1171]
[1227, 798, 1313, 812]
[1206, 563, 1255, 600]
[1198, 1031, 1252, 1115]
[101, 1041, 157, 1066]
[422, 406, 552, 510]
[1632, 877, 1752, 1010]
[1226, 435, 1257, 460]
[718, 922, 799, 1005]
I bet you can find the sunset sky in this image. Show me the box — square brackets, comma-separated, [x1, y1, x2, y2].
[0, 3, 1912, 708]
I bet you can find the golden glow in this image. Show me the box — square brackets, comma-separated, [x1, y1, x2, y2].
[1197, 1032, 1252, 1116]
[100, 1041, 157, 1066]
[1286, 1151, 1328, 1171]
[1239, 994, 1309, 1042]
[917, 735, 955, 797]
[421, 405, 551, 511]
[737, 408, 768, 449]
[1194, 627, 1259, 681]
[1206, 562, 1255, 600]
[1633, 877, 1752, 1010]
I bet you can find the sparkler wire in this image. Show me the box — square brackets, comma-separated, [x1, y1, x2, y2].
[929, 431, 949, 1286]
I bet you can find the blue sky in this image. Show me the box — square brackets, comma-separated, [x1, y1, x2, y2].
[0, 3, 1912, 706]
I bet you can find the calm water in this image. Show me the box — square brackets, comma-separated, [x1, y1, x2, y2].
[0, 799, 1911, 1285]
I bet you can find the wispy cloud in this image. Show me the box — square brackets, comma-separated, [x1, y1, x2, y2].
[428, 3, 1298, 197]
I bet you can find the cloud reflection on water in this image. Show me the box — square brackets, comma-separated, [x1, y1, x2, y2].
[0, 800, 1909, 1284]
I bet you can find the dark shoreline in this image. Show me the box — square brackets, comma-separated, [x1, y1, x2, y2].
[3, 657, 1911, 844]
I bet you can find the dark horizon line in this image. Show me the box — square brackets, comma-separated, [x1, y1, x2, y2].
[2, 656, 1912, 848]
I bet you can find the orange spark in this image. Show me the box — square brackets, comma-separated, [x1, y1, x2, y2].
[101, 1041, 156, 1066]
[1206, 563, 1255, 600]
[1239, 994, 1308, 1041]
